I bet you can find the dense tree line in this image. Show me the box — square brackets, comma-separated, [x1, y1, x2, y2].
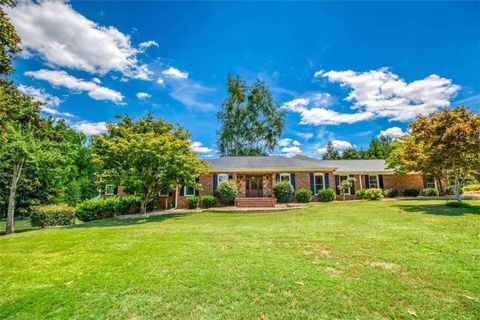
[322, 136, 395, 160]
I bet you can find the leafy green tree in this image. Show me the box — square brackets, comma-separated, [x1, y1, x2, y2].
[93, 114, 209, 215]
[217, 75, 285, 156]
[365, 136, 394, 159]
[388, 107, 480, 203]
[341, 147, 365, 159]
[0, 0, 22, 75]
[322, 141, 340, 160]
[338, 178, 355, 201]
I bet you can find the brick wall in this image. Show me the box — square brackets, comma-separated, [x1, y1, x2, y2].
[383, 174, 424, 191]
[199, 173, 214, 195]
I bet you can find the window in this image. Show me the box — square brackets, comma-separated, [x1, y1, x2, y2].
[279, 173, 291, 183]
[339, 175, 351, 195]
[425, 176, 436, 188]
[314, 173, 325, 195]
[105, 184, 115, 196]
[217, 174, 229, 185]
[368, 175, 379, 188]
[184, 186, 196, 196]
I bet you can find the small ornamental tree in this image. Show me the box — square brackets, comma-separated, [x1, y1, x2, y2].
[93, 114, 209, 215]
[338, 178, 354, 201]
[388, 107, 480, 204]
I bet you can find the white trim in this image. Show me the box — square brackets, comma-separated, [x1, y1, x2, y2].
[183, 186, 195, 196]
[105, 184, 115, 196]
[368, 175, 380, 188]
[279, 173, 291, 183]
[313, 173, 326, 195]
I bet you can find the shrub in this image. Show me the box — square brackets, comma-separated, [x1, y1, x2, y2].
[295, 188, 312, 203]
[463, 184, 480, 192]
[383, 189, 399, 198]
[422, 188, 439, 196]
[446, 201, 471, 208]
[31, 205, 75, 228]
[317, 188, 336, 202]
[403, 189, 420, 197]
[355, 189, 366, 199]
[201, 195, 216, 208]
[75, 196, 142, 222]
[445, 185, 463, 195]
[273, 181, 294, 203]
[216, 181, 238, 204]
[186, 196, 199, 209]
[364, 188, 384, 200]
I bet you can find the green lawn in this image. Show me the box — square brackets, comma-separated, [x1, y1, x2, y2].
[1, 201, 479, 319]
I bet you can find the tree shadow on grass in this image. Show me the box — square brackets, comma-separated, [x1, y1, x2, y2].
[395, 203, 480, 216]
[0, 219, 40, 236]
[67, 213, 189, 230]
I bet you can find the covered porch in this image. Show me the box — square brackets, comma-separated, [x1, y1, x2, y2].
[234, 173, 276, 207]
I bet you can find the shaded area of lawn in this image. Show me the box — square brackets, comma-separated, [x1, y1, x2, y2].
[395, 201, 480, 216]
[0, 200, 479, 319]
[0, 219, 39, 235]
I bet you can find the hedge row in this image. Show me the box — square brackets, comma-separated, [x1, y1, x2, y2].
[31, 205, 75, 228]
[75, 196, 141, 222]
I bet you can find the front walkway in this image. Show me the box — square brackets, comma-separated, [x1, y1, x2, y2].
[117, 203, 305, 219]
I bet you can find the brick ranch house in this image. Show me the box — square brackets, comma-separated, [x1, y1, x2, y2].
[147, 155, 435, 209]
[108, 155, 436, 209]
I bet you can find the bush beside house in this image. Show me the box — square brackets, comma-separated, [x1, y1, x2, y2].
[364, 188, 384, 200]
[273, 182, 294, 203]
[403, 189, 420, 197]
[355, 189, 366, 199]
[30, 205, 76, 227]
[216, 181, 238, 205]
[201, 195, 216, 208]
[75, 196, 141, 222]
[383, 189, 399, 198]
[186, 196, 199, 209]
[463, 184, 480, 193]
[422, 188, 439, 196]
[317, 188, 336, 202]
[295, 188, 312, 203]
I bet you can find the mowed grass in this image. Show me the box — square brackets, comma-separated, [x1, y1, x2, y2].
[1, 201, 479, 319]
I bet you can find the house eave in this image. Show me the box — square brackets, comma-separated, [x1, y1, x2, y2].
[209, 167, 338, 173]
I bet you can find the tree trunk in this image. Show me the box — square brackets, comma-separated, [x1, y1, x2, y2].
[140, 198, 147, 216]
[6, 159, 24, 235]
[436, 177, 444, 195]
[454, 175, 462, 203]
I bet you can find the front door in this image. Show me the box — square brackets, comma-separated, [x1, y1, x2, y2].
[246, 175, 263, 197]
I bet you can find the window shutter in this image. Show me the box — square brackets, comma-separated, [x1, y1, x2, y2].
[291, 173, 296, 189]
[213, 174, 218, 191]
[325, 173, 330, 188]
[228, 174, 233, 180]
[195, 189, 199, 196]
[422, 176, 427, 188]
[180, 186, 184, 196]
[350, 179, 355, 194]
[310, 173, 315, 193]
[275, 173, 280, 181]
[365, 175, 370, 188]
[379, 175, 384, 189]
[335, 175, 340, 195]
[114, 186, 118, 195]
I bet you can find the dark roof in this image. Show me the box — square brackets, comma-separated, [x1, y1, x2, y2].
[208, 155, 392, 173]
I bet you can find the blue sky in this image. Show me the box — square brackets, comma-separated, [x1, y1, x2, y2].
[6, 1, 480, 158]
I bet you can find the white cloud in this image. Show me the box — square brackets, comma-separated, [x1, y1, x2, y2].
[25, 69, 124, 104]
[191, 141, 213, 154]
[138, 40, 158, 52]
[162, 67, 188, 80]
[17, 84, 74, 117]
[169, 80, 216, 110]
[292, 140, 302, 146]
[92, 77, 101, 84]
[315, 68, 460, 122]
[281, 146, 302, 157]
[136, 92, 151, 100]
[317, 140, 353, 155]
[6, 1, 153, 79]
[299, 108, 374, 125]
[295, 132, 314, 140]
[156, 77, 165, 86]
[278, 138, 293, 147]
[71, 121, 107, 135]
[379, 127, 406, 139]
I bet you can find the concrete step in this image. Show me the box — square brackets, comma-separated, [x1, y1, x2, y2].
[236, 197, 276, 208]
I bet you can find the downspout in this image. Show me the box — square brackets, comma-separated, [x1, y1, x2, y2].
[359, 173, 363, 189]
[174, 186, 178, 209]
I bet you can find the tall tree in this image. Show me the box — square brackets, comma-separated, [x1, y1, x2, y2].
[217, 75, 285, 156]
[341, 147, 365, 159]
[322, 141, 340, 160]
[365, 136, 394, 159]
[93, 114, 209, 214]
[0, 0, 22, 75]
[387, 107, 480, 203]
